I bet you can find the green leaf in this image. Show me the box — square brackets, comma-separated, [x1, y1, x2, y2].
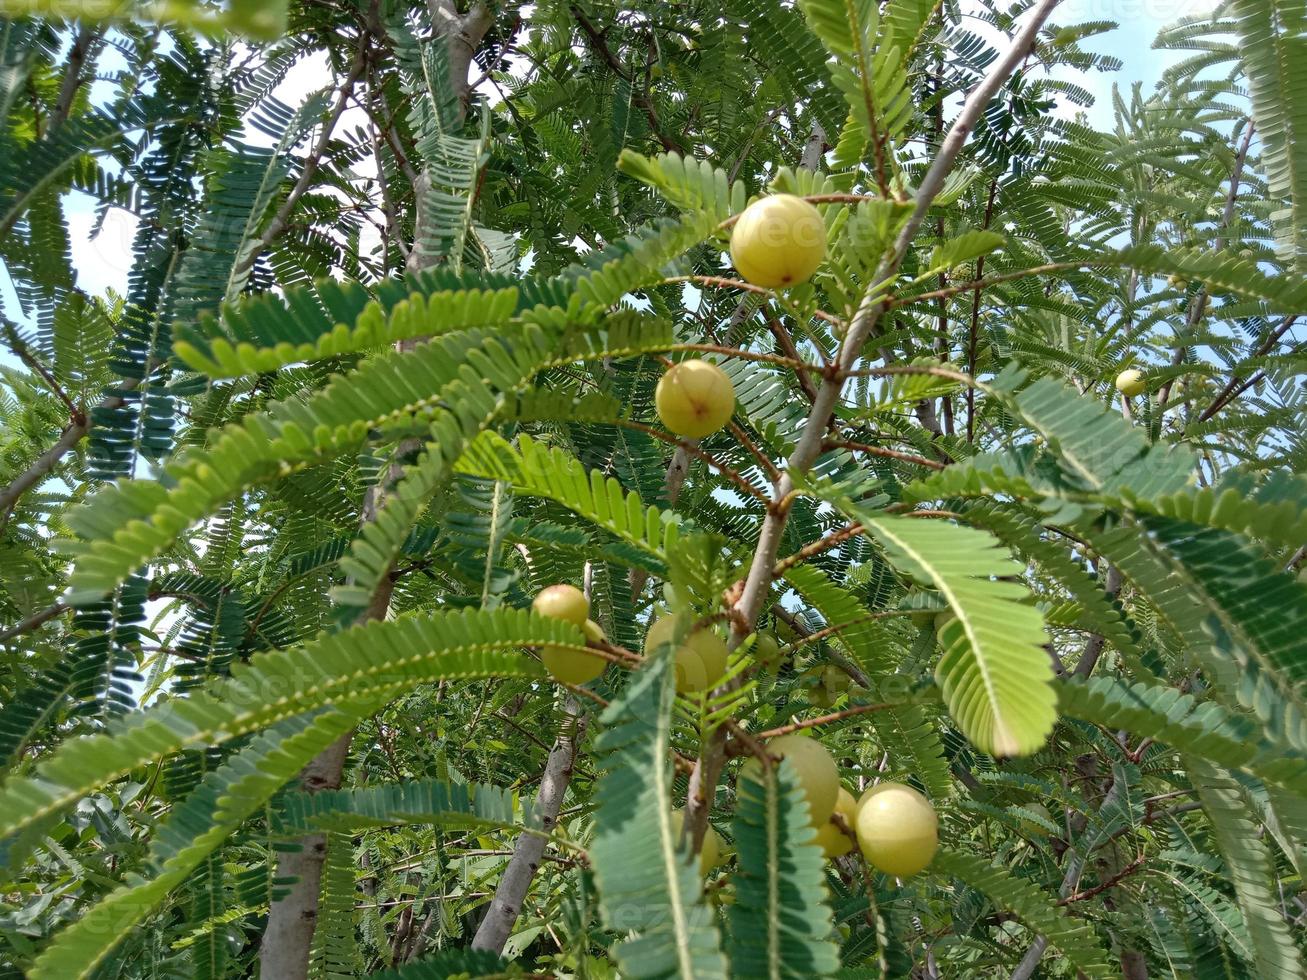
[1057, 678, 1307, 797]
[0, 609, 558, 847]
[457, 433, 682, 568]
[1089, 520, 1307, 752]
[277, 778, 517, 834]
[923, 230, 1006, 279]
[933, 850, 1114, 978]
[988, 365, 1196, 500]
[822, 497, 1056, 756]
[362, 949, 511, 978]
[29, 708, 355, 980]
[1189, 758, 1307, 979]
[729, 758, 840, 978]
[1231, 0, 1307, 271]
[589, 656, 727, 979]
[618, 151, 747, 223]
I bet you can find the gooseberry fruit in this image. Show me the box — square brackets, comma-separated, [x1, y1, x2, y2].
[855, 782, 938, 878]
[533, 584, 589, 625]
[539, 645, 606, 685]
[582, 618, 606, 644]
[1115, 369, 1146, 398]
[813, 787, 858, 858]
[740, 733, 840, 825]
[752, 632, 784, 671]
[655, 360, 736, 439]
[671, 809, 724, 874]
[730, 194, 827, 288]
[645, 614, 730, 694]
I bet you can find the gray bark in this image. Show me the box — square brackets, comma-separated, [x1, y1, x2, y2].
[471, 697, 586, 953]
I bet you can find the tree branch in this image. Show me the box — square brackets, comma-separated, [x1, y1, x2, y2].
[685, 0, 1062, 852]
[471, 697, 586, 953]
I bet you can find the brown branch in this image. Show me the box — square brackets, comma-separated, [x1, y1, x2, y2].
[1198, 315, 1299, 421]
[472, 698, 586, 952]
[683, 0, 1063, 856]
[236, 42, 369, 280]
[966, 179, 999, 442]
[0, 377, 139, 531]
[1056, 852, 1146, 906]
[890, 261, 1088, 307]
[773, 522, 863, 577]
[1159, 120, 1255, 407]
[569, 4, 683, 152]
[616, 420, 770, 504]
[825, 438, 947, 470]
[48, 26, 102, 134]
[768, 318, 820, 401]
[0, 601, 70, 642]
[727, 421, 781, 483]
[681, 276, 845, 326]
[755, 703, 894, 740]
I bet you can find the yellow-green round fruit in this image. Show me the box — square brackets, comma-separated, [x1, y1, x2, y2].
[730, 194, 827, 288]
[533, 584, 589, 625]
[1115, 369, 1147, 398]
[800, 666, 832, 707]
[753, 632, 784, 671]
[855, 782, 938, 878]
[540, 645, 607, 685]
[671, 810, 723, 874]
[741, 733, 840, 825]
[655, 360, 736, 439]
[582, 618, 606, 644]
[814, 787, 858, 858]
[646, 614, 730, 694]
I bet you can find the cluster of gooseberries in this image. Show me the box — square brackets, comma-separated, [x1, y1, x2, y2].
[654, 193, 827, 441]
[531, 586, 943, 877]
[531, 584, 609, 684]
[740, 733, 940, 878]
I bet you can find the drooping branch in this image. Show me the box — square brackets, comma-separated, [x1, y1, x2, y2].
[234, 41, 370, 280]
[1158, 120, 1255, 407]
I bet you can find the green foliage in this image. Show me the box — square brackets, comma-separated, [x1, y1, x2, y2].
[729, 759, 840, 977]
[589, 655, 727, 978]
[933, 850, 1113, 977]
[2, 1, 1306, 976]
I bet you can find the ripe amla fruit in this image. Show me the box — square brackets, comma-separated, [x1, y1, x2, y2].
[1115, 369, 1147, 397]
[813, 787, 858, 858]
[730, 194, 827, 288]
[655, 360, 736, 439]
[855, 782, 938, 877]
[740, 733, 841, 824]
[645, 614, 730, 694]
[752, 632, 785, 672]
[671, 809, 726, 874]
[533, 585, 607, 685]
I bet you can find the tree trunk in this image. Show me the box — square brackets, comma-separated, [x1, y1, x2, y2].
[258, 7, 493, 975]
